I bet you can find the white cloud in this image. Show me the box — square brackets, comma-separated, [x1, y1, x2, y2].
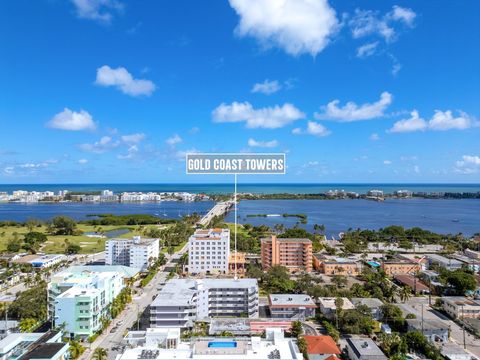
[349, 5, 416, 42]
[121, 133, 145, 143]
[79, 136, 119, 153]
[388, 110, 427, 133]
[118, 145, 138, 160]
[212, 101, 305, 129]
[389, 5, 416, 27]
[248, 138, 279, 148]
[428, 110, 473, 131]
[315, 91, 392, 122]
[229, 0, 339, 56]
[71, 0, 123, 23]
[389, 110, 476, 133]
[383, 160, 392, 165]
[459, 155, 480, 166]
[189, 127, 200, 134]
[78, 159, 88, 164]
[370, 133, 380, 141]
[356, 42, 378, 58]
[413, 165, 420, 173]
[349, 9, 395, 42]
[95, 65, 156, 96]
[251, 79, 281, 95]
[292, 121, 331, 137]
[47, 108, 96, 131]
[455, 155, 480, 174]
[166, 134, 182, 146]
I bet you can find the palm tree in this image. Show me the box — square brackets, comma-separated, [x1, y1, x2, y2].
[399, 286, 411, 303]
[69, 340, 85, 360]
[92, 347, 108, 360]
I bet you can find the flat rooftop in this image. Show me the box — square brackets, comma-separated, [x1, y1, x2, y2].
[261, 237, 312, 244]
[151, 278, 258, 307]
[269, 294, 316, 307]
[346, 338, 387, 359]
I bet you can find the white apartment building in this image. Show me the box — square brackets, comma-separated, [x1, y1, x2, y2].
[105, 236, 160, 271]
[150, 278, 259, 329]
[117, 328, 303, 360]
[48, 267, 125, 338]
[188, 228, 230, 274]
[441, 297, 480, 320]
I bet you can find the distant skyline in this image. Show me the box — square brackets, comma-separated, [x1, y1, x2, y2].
[1, 0, 479, 183]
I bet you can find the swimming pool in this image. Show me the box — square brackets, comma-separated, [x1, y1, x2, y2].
[207, 341, 237, 348]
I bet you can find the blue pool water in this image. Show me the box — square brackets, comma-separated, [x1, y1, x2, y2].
[208, 341, 237, 348]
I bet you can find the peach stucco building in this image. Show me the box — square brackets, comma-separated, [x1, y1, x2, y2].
[261, 235, 312, 272]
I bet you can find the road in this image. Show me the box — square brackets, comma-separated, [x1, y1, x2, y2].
[403, 297, 480, 358]
[79, 243, 189, 360]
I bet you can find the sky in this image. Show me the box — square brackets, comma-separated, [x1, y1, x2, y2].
[0, 0, 479, 184]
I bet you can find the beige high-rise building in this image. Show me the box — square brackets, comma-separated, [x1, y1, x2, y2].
[261, 235, 312, 272]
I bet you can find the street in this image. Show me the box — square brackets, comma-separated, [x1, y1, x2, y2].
[79, 244, 189, 360]
[403, 297, 480, 358]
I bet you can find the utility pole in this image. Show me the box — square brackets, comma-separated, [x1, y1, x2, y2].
[462, 304, 466, 349]
[421, 304, 424, 335]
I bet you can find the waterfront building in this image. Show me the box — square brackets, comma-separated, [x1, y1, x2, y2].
[441, 297, 480, 319]
[105, 236, 160, 271]
[346, 337, 387, 360]
[268, 294, 316, 320]
[426, 254, 464, 271]
[303, 335, 341, 360]
[188, 228, 230, 274]
[367, 189, 384, 199]
[0, 330, 68, 360]
[380, 261, 421, 276]
[261, 235, 312, 273]
[116, 328, 303, 360]
[318, 298, 354, 320]
[150, 278, 259, 329]
[48, 267, 125, 338]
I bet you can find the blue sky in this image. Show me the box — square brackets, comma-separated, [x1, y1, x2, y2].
[0, 0, 479, 184]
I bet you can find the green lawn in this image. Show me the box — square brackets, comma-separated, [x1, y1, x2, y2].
[0, 224, 139, 254]
[0, 224, 176, 254]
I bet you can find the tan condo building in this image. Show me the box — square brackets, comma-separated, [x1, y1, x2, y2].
[261, 236, 312, 273]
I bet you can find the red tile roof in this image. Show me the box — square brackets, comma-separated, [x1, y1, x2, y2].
[303, 335, 341, 355]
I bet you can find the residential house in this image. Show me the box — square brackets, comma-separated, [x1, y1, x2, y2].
[303, 335, 341, 360]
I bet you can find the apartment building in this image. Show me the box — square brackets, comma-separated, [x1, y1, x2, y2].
[313, 254, 361, 275]
[427, 254, 464, 271]
[381, 261, 421, 276]
[261, 235, 312, 273]
[48, 267, 125, 338]
[105, 236, 160, 271]
[117, 328, 303, 360]
[268, 294, 316, 320]
[150, 278, 259, 329]
[188, 228, 230, 274]
[0, 331, 69, 360]
[441, 297, 480, 320]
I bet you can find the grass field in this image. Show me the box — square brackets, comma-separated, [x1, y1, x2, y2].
[0, 224, 165, 254]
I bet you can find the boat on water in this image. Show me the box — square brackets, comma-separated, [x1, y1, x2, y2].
[266, 214, 281, 217]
